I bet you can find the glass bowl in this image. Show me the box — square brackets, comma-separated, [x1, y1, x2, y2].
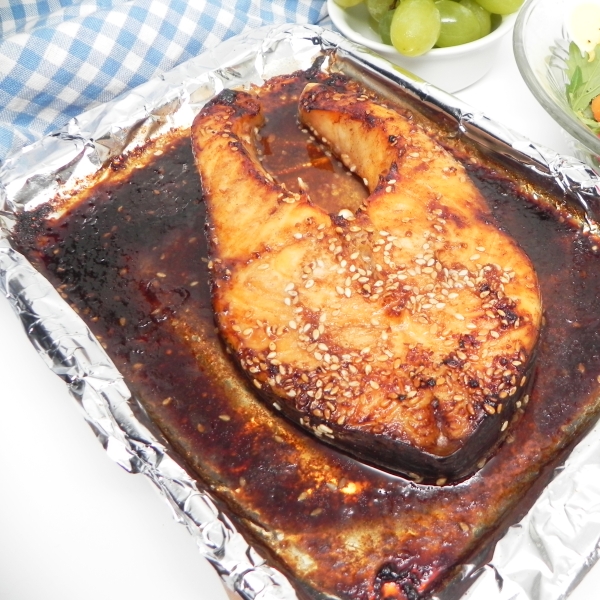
[514, 0, 600, 170]
[327, 0, 517, 93]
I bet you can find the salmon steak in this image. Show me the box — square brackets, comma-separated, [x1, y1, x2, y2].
[190, 77, 542, 480]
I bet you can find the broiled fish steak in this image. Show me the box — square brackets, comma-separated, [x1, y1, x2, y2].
[191, 80, 542, 480]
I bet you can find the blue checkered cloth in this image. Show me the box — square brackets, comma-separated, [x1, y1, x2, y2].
[0, 0, 329, 163]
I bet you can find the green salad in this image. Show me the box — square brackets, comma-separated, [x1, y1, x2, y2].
[566, 41, 600, 135]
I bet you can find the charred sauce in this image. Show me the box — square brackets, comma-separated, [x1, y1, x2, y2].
[14, 71, 600, 600]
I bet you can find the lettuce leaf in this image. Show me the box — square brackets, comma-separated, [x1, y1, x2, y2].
[566, 41, 600, 132]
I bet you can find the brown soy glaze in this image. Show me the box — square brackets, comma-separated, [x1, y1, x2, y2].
[14, 72, 600, 600]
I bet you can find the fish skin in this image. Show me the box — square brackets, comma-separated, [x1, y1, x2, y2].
[191, 80, 542, 480]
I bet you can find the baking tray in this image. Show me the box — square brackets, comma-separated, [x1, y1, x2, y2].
[2, 23, 600, 600]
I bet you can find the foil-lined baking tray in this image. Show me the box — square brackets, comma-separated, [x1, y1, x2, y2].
[2, 23, 600, 600]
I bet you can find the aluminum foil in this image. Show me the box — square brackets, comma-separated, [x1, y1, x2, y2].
[2, 23, 600, 600]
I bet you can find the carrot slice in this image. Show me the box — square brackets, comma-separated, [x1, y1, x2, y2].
[591, 94, 600, 121]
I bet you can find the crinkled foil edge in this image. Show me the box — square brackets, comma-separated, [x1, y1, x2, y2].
[2, 23, 600, 600]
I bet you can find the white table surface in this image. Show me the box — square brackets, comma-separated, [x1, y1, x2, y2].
[0, 30, 597, 600]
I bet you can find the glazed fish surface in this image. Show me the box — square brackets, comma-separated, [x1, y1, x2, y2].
[191, 78, 542, 480]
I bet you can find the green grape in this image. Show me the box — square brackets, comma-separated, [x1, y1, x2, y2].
[472, 0, 523, 15]
[379, 9, 395, 45]
[460, 0, 491, 37]
[332, 0, 364, 7]
[367, 0, 395, 22]
[390, 0, 441, 57]
[368, 14, 380, 35]
[435, 0, 481, 47]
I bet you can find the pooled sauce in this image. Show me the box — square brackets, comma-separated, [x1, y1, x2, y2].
[14, 71, 600, 600]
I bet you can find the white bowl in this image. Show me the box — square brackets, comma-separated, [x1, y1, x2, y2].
[327, 0, 517, 92]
